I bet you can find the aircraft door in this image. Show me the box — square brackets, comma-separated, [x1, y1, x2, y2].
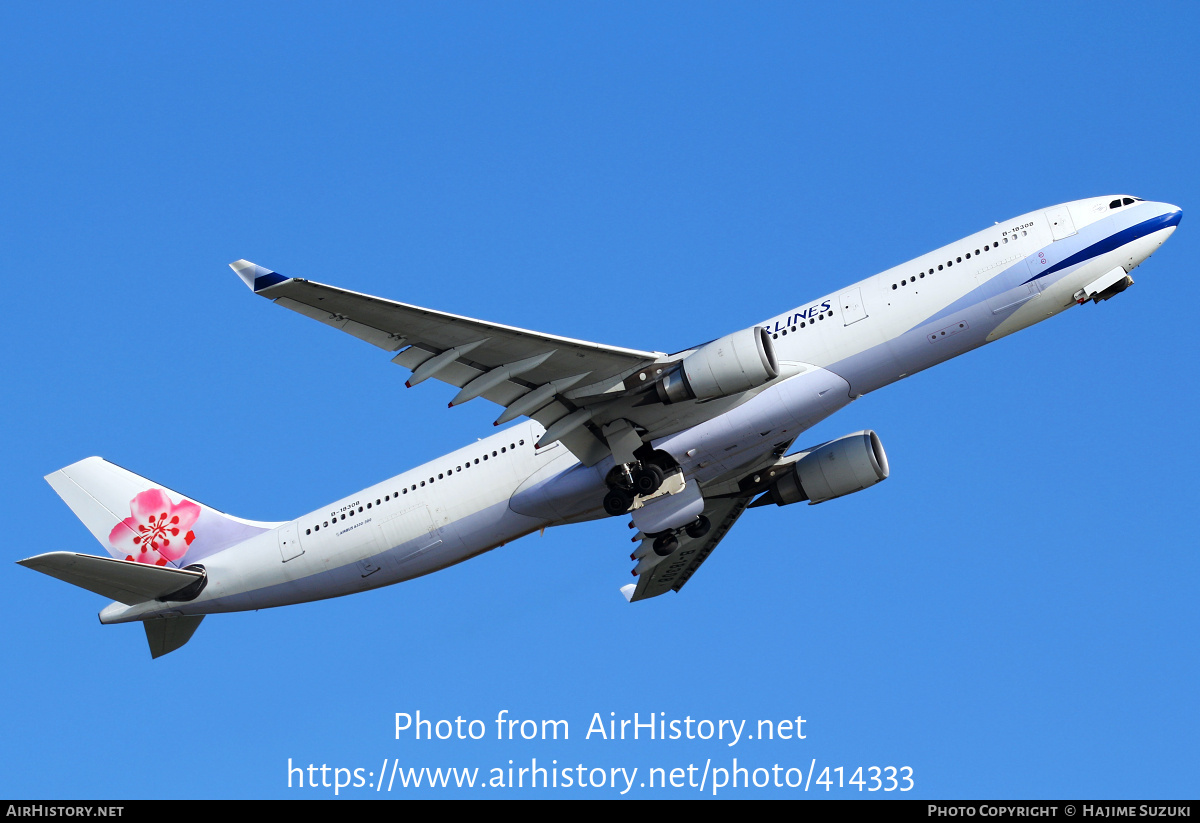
[277, 522, 303, 562]
[377, 504, 443, 565]
[1045, 206, 1077, 241]
[840, 288, 868, 325]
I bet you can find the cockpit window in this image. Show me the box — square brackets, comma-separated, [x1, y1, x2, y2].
[1110, 199, 1123, 209]
[1122, 197, 1135, 206]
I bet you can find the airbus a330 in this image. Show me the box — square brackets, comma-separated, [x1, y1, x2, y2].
[22, 195, 1182, 656]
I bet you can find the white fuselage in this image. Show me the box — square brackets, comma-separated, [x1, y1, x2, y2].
[100, 195, 1181, 624]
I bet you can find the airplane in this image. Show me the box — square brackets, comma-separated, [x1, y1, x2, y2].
[20, 195, 1182, 657]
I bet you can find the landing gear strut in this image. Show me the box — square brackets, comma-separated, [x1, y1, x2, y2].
[602, 452, 675, 517]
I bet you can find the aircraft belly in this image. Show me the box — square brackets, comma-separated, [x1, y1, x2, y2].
[508, 453, 608, 524]
[656, 365, 853, 483]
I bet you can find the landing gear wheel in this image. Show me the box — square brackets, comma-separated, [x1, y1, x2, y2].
[603, 489, 633, 517]
[685, 515, 711, 540]
[652, 534, 679, 557]
[634, 464, 665, 496]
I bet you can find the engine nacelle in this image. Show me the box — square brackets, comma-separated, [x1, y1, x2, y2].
[656, 327, 778, 405]
[765, 430, 889, 506]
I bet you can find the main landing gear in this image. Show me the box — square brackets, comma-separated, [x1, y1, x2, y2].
[641, 514, 711, 558]
[603, 460, 669, 516]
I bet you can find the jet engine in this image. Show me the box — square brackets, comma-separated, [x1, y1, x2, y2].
[655, 327, 778, 405]
[759, 430, 889, 506]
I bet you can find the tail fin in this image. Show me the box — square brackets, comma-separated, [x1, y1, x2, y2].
[45, 457, 280, 569]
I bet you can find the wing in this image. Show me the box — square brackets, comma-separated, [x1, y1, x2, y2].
[232, 260, 667, 465]
[620, 494, 753, 602]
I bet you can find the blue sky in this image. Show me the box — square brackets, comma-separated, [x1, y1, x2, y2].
[2, 3, 1196, 799]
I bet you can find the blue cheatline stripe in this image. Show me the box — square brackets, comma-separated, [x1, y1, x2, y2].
[253, 270, 288, 291]
[1023, 210, 1182, 285]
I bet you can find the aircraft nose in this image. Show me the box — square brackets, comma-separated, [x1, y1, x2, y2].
[1161, 203, 1183, 229]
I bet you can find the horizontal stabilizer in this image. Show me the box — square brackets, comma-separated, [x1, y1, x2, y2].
[144, 615, 204, 659]
[17, 552, 204, 606]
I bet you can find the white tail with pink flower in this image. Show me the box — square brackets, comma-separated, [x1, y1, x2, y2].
[46, 457, 280, 568]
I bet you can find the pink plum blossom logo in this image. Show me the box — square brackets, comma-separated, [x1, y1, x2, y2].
[108, 489, 200, 566]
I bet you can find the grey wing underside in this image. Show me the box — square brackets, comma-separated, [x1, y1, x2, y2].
[623, 494, 753, 602]
[232, 261, 666, 466]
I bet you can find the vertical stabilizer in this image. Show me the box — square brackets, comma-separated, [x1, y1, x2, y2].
[46, 457, 280, 569]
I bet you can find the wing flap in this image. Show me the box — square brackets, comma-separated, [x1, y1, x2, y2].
[626, 495, 752, 602]
[18, 551, 204, 606]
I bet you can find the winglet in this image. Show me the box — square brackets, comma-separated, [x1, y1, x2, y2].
[620, 583, 636, 602]
[230, 259, 289, 293]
